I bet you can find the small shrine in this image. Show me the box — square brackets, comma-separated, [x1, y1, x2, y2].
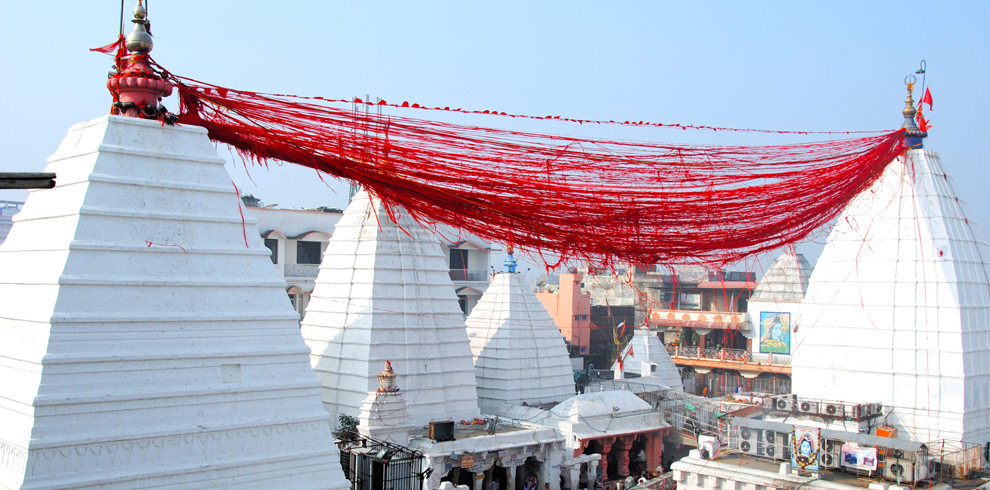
[465, 247, 577, 413]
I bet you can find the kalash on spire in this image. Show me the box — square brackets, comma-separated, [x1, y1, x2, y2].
[106, 0, 176, 121]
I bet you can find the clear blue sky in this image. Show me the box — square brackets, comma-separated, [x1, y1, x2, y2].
[2, 1, 988, 275]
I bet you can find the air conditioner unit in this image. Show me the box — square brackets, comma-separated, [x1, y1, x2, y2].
[773, 396, 795, 412]
[846, 404, 862, 419]
[765, 439, 780, 460]
[882, 453, 926, 484]
[739, 427, 757, 454]
[863, 404, 874, 416]
[824, 403, 842, 417]
[763, 431, 787, 460]
[764, 430, 777, 445]
[822, 439, 842, 469]
[799, 400, 819, 414]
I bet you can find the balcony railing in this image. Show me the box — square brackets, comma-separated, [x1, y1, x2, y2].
[665, 344, 791, 366]
[284, 264, 320, 277]
[448, 269, 488, 282]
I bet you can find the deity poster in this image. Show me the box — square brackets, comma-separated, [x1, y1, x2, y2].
[760, 312, 791, 354]
[791, 427, 820, 471]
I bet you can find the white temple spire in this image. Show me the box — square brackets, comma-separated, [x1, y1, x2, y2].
[301, 190, 481, 427]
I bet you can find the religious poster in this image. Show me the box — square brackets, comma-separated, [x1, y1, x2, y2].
[840, 444, 878, 471]
[759, 312, 791, 354]
[791, 427, 820, 471]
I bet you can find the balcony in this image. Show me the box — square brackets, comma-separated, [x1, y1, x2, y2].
[448, 269, 488, 282]
[284, 264, 320, 277]
[648, 309, 749, 331]
[665, 344, 791, 375]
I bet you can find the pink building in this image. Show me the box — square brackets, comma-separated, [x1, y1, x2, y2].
[537, 273, 591, 356]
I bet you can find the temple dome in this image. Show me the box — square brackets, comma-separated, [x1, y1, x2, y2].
[301, 190, 481, 428]
[611, 327, 684, 391]
[792, 149, 990, 444]
[751, 251, 814, 302]
[0, 115, 347, 489]
[552, 391, 652, 419]
[466, 272, 576, 413]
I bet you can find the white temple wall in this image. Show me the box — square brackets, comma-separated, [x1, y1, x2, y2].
[793, 150, 990, 445]
[302, 191, 481, 428]
[0, 116, 348, 489]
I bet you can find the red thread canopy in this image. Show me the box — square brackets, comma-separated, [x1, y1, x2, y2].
[165, 74, 905, 268]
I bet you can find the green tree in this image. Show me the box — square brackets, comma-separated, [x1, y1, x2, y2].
[332, 414, 359, 441]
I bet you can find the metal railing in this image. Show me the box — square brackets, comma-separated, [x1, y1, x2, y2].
[284, 264, 320, 277]
[666, 345, 792, 366]
[448, 269, 488, 282]
[338, 436, 425, 490]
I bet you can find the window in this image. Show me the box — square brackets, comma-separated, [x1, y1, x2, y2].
[296, 241, 323, 264]
[458, 295, 468, 315]
[449, 249, 468, 270]
[264, 238, 278, 264]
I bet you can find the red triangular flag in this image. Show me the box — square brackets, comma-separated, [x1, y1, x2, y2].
[922, 87, 933, 110]
[628, 346, 634, 358]
[90, 35, 124, 54]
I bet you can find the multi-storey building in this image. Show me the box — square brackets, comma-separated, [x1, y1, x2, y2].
[536, 273, 592, 357]
[242, 195, 493, 319]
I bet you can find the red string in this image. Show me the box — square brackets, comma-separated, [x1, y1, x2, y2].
[145, 241, 188, 253]
[162, 73, 906, 268]
[230, 180, 250, 248]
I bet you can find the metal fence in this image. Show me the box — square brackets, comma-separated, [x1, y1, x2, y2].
[448, 269, 489, 282]
[927, 440, 983, 484]
[338, 437, 426, 490]
[666, 345, 791, 367]
[284, 264, 320, 277]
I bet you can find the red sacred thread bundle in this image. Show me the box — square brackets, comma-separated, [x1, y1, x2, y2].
[165, 74, 906, 267]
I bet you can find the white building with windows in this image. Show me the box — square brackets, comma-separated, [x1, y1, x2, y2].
[442, 236, 495, 314]
[242, 196, 341, 318]
[243, 196, 494, 320]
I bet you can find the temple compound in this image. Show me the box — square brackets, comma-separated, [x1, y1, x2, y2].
[304, 198, 674, 490]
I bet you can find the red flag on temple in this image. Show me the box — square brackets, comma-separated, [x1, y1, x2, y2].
[922, 87, 933, 110]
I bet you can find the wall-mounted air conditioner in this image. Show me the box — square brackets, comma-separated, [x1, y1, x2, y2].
[823, 403, 843, 417]
[773, 395, 795, 412]
[798, 400, 819, 414]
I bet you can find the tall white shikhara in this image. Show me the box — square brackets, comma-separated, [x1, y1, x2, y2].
[0, 116, 348, 489]
[793, 149, 990, 445]
[301, 190, 481, 428]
